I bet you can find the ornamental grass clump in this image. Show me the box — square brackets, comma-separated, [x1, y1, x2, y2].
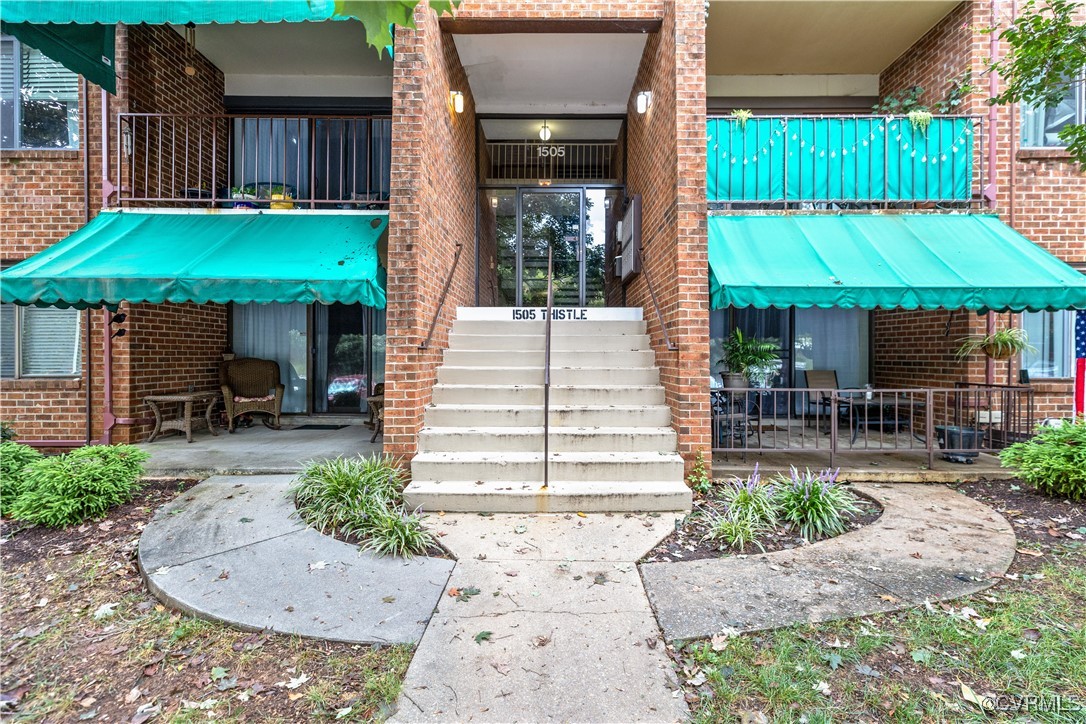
[0, 441, 42, 516]
[7, 445, 149, 528]
[774, 467, 860, 542]
[291, 454, 434, 557]
[703, 506, 769, 552]
[999, 418, 1086, 500]
[715, 463, 778, 527]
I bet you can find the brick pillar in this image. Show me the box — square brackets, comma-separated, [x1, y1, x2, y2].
[624, 0, 710, 474]
[383, 7, 478, 461]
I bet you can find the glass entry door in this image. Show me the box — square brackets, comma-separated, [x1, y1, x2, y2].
[519, 190, 583, 306]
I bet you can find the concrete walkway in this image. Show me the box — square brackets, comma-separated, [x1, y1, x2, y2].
[138, 475, 453, 644]
[391, 513, 688, 723]
[641, 483, 1016, 642]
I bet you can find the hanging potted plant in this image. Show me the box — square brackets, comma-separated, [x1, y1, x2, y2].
[719, 330, 781, 389]
[956, 327, 1035, 361]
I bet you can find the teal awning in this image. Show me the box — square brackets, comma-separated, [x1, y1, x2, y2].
[0, 1, 337, 24]
[0, 211, 388, 309]
[1, 21, 116, 92]
[708, 214, 1086, 312]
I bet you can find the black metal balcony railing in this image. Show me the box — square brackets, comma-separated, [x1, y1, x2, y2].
[711, 383, 1034, 468]
[707, 115, 985, 210]
[115, 113, 392, 208]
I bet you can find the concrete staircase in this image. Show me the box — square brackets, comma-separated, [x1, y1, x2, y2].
[404, 307, 692, 513]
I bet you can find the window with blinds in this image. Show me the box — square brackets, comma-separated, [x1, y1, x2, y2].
[0, 303, 82, 378]
[0, 35, 80, 149]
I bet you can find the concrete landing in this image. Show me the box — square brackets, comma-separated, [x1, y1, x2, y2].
[713, 450, 1005, 483]
[640, 483, 1016, 642]
[391, 512, 688, 723]
[140, 424, 382, 477]
[138, 475, 453, 645]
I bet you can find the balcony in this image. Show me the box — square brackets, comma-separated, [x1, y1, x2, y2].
[114, 113, 391, 208]
[707, 115, 985, 211]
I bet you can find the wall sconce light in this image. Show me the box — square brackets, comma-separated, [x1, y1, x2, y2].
[539, 120, 552, 142]
[636, 90, 652, 114]
[449, 90, 464, 114]
[490, 195, 498, 208]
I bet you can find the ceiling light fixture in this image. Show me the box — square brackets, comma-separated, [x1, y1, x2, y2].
[449, 90, 464, 114]
[539, 120, 552, 142]
[636, 90, 652, 114]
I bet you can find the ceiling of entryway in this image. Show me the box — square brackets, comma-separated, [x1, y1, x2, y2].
[452, 33, 649, 115]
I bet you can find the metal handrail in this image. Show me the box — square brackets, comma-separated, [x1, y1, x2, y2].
[542, 244, 553, 490]
[418, 243, 464, 350]
[636, 246, 678, 352]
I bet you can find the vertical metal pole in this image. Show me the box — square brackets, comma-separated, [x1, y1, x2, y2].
[926, 389, 935, 469]
[543, 244, 553, 491]
[829, 390, 838, 467]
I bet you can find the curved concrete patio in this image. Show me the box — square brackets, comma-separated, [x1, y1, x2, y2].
[138, 475, 454, 645]
[640, 482, 1017, 642]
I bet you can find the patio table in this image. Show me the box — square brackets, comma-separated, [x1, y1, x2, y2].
[838, 391, 926, 444]
[145, 391, 220, 443]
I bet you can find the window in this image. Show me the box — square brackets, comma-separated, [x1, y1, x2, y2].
[1, 35, 80, 150]
[1021, 68, 1085, 148]
[1021, 310, 1073, 378]
[0, 304, 83, 378]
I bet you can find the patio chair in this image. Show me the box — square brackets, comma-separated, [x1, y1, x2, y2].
[220, 358, 284, 433]
[803, 370, 839, 427]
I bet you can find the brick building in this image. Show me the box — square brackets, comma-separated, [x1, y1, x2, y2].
[1, 1, 1083, 509]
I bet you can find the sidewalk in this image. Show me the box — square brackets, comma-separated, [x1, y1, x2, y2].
[390, 513, 688, 723]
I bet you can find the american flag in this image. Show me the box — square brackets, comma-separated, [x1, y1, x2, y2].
[1076, 310, 1085, 418]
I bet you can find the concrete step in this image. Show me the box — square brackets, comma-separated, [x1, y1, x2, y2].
[431, 384, 665, 406]
[443, 349, 656, 368]
[452, 320, 647, 336]
[447, 334, 652, 352]
[417, 426, 678, 453]
[403, 479, 692, 513]
[411, 451, 685, 483]
[423, 404, 672, 428]
[436, 366, 661, 386]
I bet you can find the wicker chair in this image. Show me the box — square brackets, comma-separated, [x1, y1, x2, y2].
[220, 358, 284, 433]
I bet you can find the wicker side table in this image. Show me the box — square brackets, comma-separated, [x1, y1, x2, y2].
[145, 392, 220, 443]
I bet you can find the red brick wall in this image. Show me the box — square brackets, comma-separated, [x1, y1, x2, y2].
[383, 6, 479, 460]
[877, 0, 1085, 418]
[624, 0, 710, 472]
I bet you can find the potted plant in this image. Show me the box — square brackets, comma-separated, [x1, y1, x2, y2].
[268, 184, 294, 210]
[719, 330, 782, 389]
[956, 327, 1035, 361]
[230, 186, 256, 209]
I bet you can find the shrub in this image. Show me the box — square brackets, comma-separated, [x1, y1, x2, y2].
[703, 507, 769, 552]
[7, 445, 149, 528]
[774, 467, 860, 542]
[0, 441, 42, 516]
[716, 464, 777, 527]
[291, 454, 434, 557]
[1000, 418, 1086, 500]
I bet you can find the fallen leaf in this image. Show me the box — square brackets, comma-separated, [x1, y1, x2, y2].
[910, 552, 923, 559]
[382, 596, 396, 604]
[960, 683, 991, 711]
[1010, 649, 1027, 660]
[284, 674, 309, 690]
[93, 603, 118, 620]
[513, 525, 527, 534]
[879, 594, 899, 603]
[855, 664, 881, 678]
[335, 707, 353, 719]
[1016, 548, 1043, 557]
[813, 681, 831, 696]
[1022, 628, 1041, 641]
[474, 630, 493, 644]
[456, 586, 481, 602]
[532, 635, 551, 648]
[576, 512, 587, 518]
[308, 561, 328, 571]
[911, 648, 933, 664]
[447, 587, 460, 598]
[687, 672, 707, 687]
[239, 517, 254, 523]
[124, 687, 141, 704]
[822, 653, 842, 671]
[710, 634, 729, 652]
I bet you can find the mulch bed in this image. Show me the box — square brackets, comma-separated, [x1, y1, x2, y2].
[643, 487, 883, 563]
[953, 478, 1086, 573]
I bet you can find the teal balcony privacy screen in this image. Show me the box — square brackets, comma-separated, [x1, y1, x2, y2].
[707, 116, 975, 203]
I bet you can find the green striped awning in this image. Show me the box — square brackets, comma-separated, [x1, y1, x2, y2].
[0, 210, 388, 309]
[708, 214, 1086, 312]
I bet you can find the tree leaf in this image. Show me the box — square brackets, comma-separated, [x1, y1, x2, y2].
[474, 630, 493, 644]
[334, 1, 462, 55]
[822, 652, 842, 671]
[960, 683, 991, 710]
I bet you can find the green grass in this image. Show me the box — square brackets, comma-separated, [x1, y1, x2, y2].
[684, 560, 1086, 722]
